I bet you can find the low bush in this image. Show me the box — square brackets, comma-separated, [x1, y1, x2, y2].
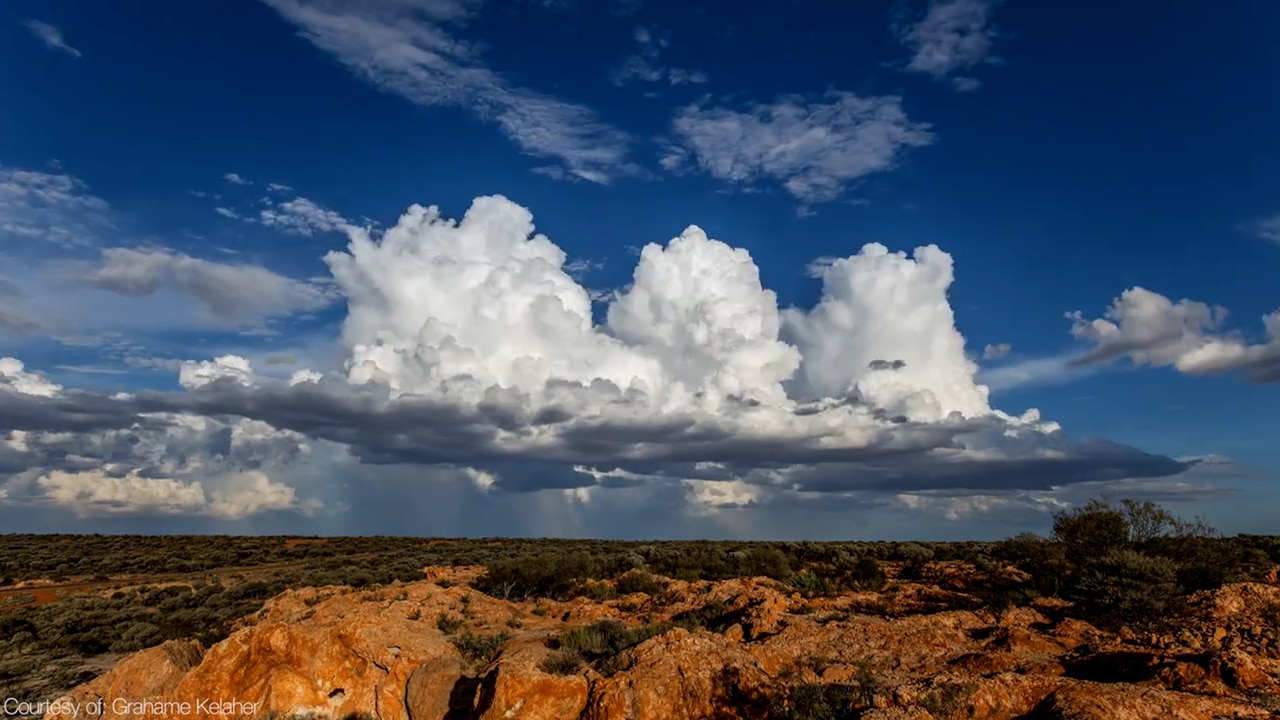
[537, 649, 585, 675]
[1068, 548, 1180, 628]
[453, 631, 508, 665]
[474, 551, 601, 601]
[436, 613, 465, 634]
[556, 619, 664, 657]
[671, 600, 736, 633]
[919, 680, 979, 720]
[765, 682, 867, 720]
[615, 570, 667, 596]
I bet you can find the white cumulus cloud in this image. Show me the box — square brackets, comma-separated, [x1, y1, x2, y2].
[666, 92, 934, 204]
[1, 366, 322, 520]
[0, 358, 62, 397]
[1069, 287, 1280, 383]
[898, 0, 1000, 90]
[259, 196, 354, 236]
[36, 469, 312, 519]
[983, 342, 1012, 359]
[277, 194, 1177, 499]
[783, 244, 991, 421]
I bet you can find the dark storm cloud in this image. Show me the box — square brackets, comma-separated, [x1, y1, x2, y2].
[2, 377, 1191, 496]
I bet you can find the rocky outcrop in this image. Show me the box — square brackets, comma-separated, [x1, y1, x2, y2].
[405, 655, 466, 720]
[49, 641, 204, 720]
[45, 572, 1280, 720]
[1029, 684, 1270, 720]
[474, 642, 588, 720]
[584, 629, 772, 720]
[174, 609, 461, 720]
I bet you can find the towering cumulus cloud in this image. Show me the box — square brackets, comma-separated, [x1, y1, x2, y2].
[322, 196, 995, 429]
[274, 195, 1177, 491]
[327, 200, 806, 416]
[2, 195, 1192, 520]
[784, 245, 990, 421]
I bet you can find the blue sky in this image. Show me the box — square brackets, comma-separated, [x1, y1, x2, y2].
[0, 0, 1276, 538]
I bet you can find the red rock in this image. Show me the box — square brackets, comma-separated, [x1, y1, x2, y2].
[48, 641, 203, 720]
[405, 655, 465, 720]
[475, 643, 589, 720]
[1210, 649, 1272, 690]
[1031, 685, 1270, 720]
[583, 629, 771, 720]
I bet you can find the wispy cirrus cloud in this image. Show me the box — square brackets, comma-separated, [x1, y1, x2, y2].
[1250, 214, 1280, 245]
[0, 165, 111, 247]
[610, 0, 643, 16]
[23, 20, 81, 58]
[0, 308, 43, 335]
[897, 0, 1001, 91]
[664, 92, 934, 204]
[610, 26, 707, 87]
[260, 0, 635, 183]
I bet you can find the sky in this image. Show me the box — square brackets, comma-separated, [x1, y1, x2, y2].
[0, 0, 1277, 539]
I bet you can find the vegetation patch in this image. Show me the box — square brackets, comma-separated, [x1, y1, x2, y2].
[919, 680, 979, 720]
[551, 619, 668, 675]
[453, 631, 509, 665]
[537, 649, 585, 676]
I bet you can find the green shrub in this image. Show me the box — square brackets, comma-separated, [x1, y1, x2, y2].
[671, 600, 735, 632]
[615, 570, 666, 596]
[474, 551, 600, 601]
[919, 680, 978, 720]
[579, 581, 617, 601]
[538, 649, 585, 675]
[1052, 500, 1132, 565]
[436, 613, 465, 634]
[766, 682, 865, 720]
[1049, 497, 1131, 563]
[997, 532, 1068, 597]
[453, 631, 508, 664]
[789, 570, 824, 594]
[1069, 548, 1179, 628]
[556, 619, 665, 657]
[742, 547, 793, 580]
[896, 544, 935, 581]
[847, 557, 887, 591]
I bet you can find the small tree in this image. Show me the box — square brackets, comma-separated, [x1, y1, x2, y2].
[1119, 499, 1179, 542]
[1052, 499, 1129, 565]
